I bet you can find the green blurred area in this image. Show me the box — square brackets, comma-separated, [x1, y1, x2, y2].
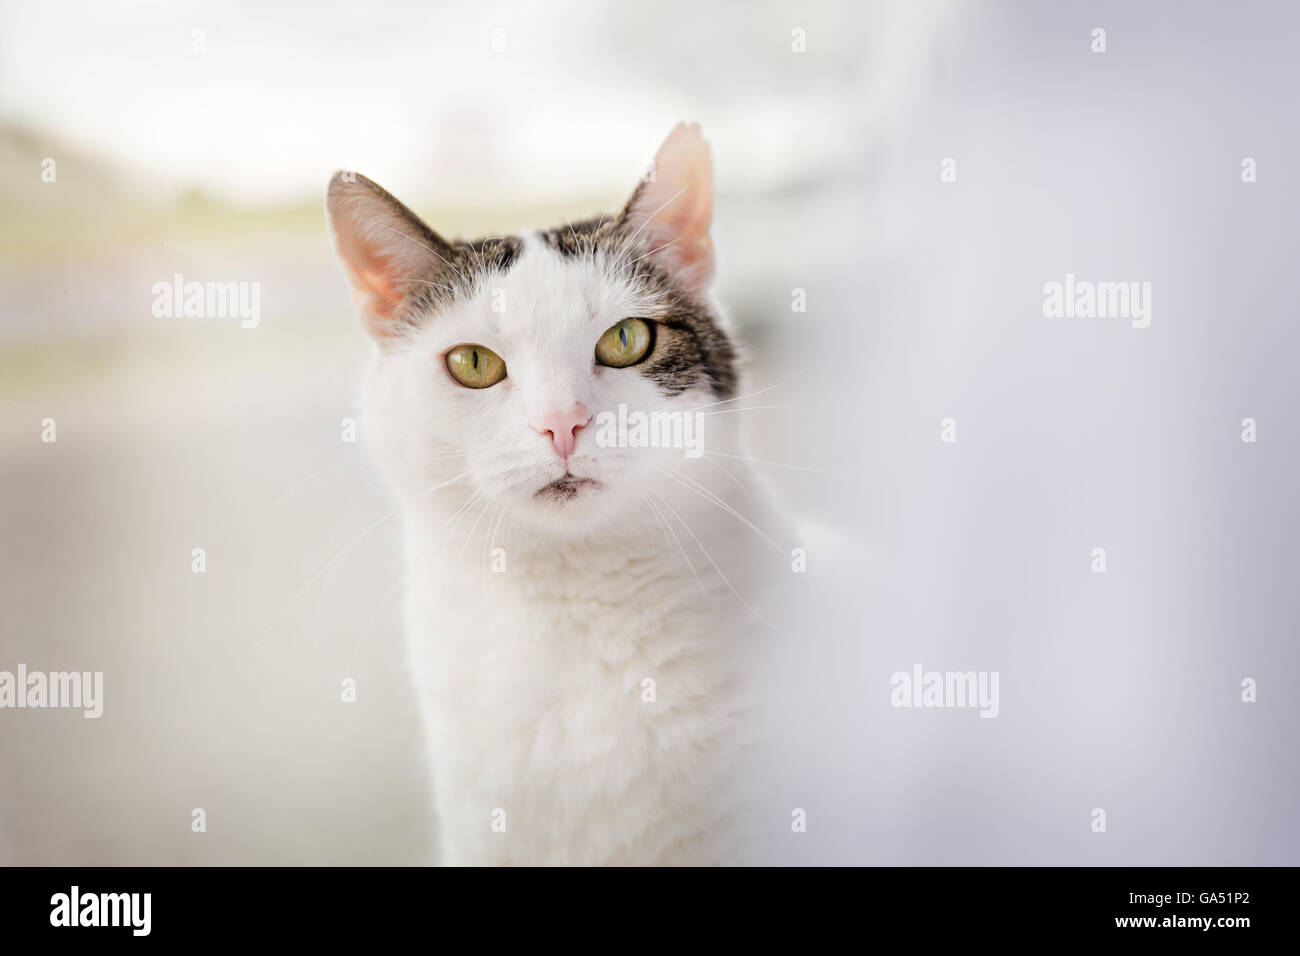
[0, 122, 627, 404]
[0, 122, 623, 257]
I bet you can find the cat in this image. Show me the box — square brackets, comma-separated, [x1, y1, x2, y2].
[326, 123, 787, 865]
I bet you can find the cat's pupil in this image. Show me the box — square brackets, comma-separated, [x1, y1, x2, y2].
[471, 349, 479, 370]
[619, 327, 628, 348]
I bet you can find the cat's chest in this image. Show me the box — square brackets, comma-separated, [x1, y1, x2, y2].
[399, 528, 763, 863]
[404, 546, 745, 734]
[410, 549, 732, 669]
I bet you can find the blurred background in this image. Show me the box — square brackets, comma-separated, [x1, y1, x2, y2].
[1, 0, 1296, 865]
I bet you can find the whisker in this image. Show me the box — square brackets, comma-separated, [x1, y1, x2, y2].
[309, 486, 387, 646]
[251, 470, 471, 654]
[635, 495, 660, 539]
[454, 496, 493, 567]
[498, 504, 517, 566]
[612, 183, 689, 272]
[250, 507, 397, 653]
[481, 498, 507, 583]
[625, 237, 678, 267]
[643, 491, 704, 594]
[326, 481, 480, 684]
[701, 453, 748, 492]
[686, 369, 808, 413]
[261, 454, 454, 512]
[440, 489, 482, 536]
[322, 486, 381, 551]
[586, 212, 609, 261]
[652, 492, 775, 632]
[368, 221, 470, 286]
[407, 277, 459, 296]
[659, 468, 785, 556]
[417, 470, 473, 498]
[314, 550, 431, 718]
[698, 404, 793, 417]
[704, 450, 843, 476]
[336, 568, 405, 678]
[273, 459, 349, 493]
[258, 463, 362, 511]
[641, 492, 676, 552]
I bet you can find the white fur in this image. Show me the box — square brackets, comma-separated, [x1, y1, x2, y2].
[362, 234, 784, 865]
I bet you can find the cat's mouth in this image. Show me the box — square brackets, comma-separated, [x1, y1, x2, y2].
[534, 474, 601, 501]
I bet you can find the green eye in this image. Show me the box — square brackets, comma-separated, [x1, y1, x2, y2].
[446, 344, 506, 388]
[595, 318, 652, 368]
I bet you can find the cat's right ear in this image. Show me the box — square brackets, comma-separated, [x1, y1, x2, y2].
[325, 172, 455, 343]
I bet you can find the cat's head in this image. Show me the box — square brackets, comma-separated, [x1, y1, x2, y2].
[326, 123, 738, 534]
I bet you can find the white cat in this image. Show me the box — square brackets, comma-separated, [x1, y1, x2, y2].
[327, 124, 786, 865]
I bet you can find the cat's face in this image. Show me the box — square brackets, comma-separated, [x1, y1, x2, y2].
[327, 124, 737, 535]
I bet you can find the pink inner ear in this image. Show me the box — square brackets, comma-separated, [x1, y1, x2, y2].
[347, 259, 403, 317]
[626, 122, 716, 293]
[337, 230, 410, 336]
[328, 173, 454, 343]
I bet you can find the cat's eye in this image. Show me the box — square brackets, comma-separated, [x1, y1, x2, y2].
[595, 318, 652, 368]
[446, 344, 507, 388]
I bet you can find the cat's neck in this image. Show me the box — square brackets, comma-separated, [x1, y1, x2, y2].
[399, 476, 769, 601]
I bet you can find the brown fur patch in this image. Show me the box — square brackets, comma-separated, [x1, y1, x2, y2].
[336, 172, 736, 399]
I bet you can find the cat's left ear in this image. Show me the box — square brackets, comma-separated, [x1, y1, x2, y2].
[618, 122, 715, 296]
[325, 171, 455, 343]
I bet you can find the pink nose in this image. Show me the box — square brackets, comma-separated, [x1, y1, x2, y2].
[531, 402, 591, 459]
